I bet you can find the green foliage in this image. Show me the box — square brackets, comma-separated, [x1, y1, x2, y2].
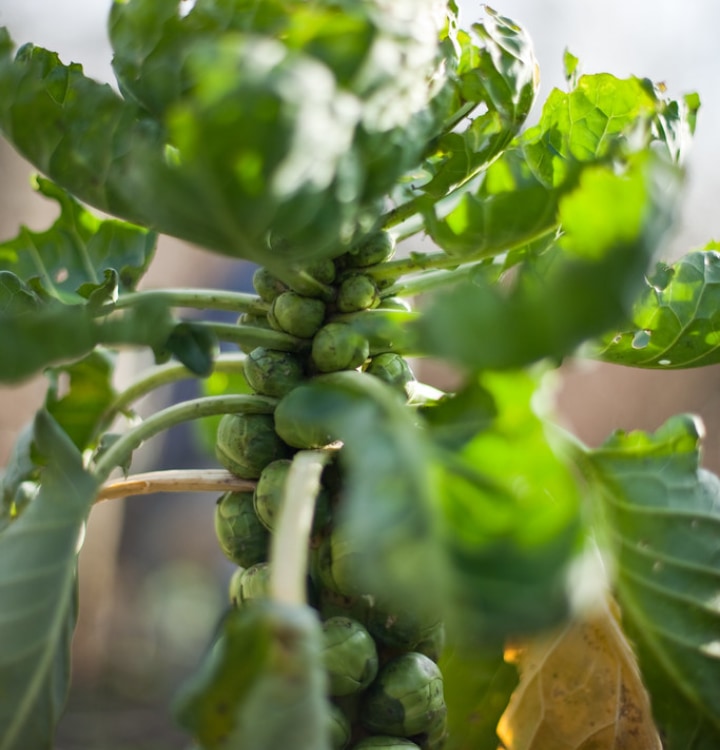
[587, 416, 720, 748]
[0, 1, 716, 748]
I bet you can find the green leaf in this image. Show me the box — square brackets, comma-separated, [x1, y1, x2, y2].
[159, 322, 218, 378]
[0, 278, 175, 383]
[593, 247, 720, 369]
[587, 415, 720, 746]
[0, 177, 156, 301]
[0, 423, 37, 518]
[435, 370, 582, 642]
[440, 643, 518, 750]
[44, 350, 117, 451]
[173, 601, 330, 750]
[0, 410, 99, 750]
[413, 154, 679, 370]
[418, 7, 539, 200]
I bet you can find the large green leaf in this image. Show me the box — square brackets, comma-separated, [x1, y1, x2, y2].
[0, 177, 156, 301]
[593, 247, 720, 369]
[413, 154, 678, 370]
[173, 601, 330, 750]
[587, 415, 720, 747]
[434, 370, 582, 643]
[417, 6, 539, 201]
[0, 410, 99, 750]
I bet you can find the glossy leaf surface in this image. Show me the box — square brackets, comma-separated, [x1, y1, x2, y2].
[594, 248, 720, 369]
[0, 411, 98, 750]
[587, 416, 720, 747]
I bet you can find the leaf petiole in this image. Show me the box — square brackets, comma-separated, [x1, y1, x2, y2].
[104, 288, 269, 317]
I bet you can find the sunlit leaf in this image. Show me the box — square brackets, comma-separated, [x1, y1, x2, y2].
[594, 248, 720, 369]
[587, 415, 720, 747]
[497, 597, 661, 750]
[0, 410, 98, 750]
[0, 176, 156, 302]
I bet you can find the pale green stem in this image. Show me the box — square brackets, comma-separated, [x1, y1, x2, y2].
[109, 288, 269, 316]
[203, 322, 309, 352]
[269, 450, 331, 606]
[93, 393, 277, 484]
[107, 353, 247, 418]
[381, 262, 486, 298]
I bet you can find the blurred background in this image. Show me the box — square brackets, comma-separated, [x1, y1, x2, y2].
[1, 1, 719, 747]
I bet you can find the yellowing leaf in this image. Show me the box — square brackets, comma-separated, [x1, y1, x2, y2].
[497, 598, 661, 750]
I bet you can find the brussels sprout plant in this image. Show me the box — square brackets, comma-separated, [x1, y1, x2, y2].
[0, 1, 716, 749]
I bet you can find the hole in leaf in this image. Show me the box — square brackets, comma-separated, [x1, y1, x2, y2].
[55, 267, 68, 283]
[631, 329, 651, 349]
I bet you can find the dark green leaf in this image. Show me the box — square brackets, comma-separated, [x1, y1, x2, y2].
[440, 643, 517, 750]
[587, 415, 720, 746]
[160, 322, 218, 378]
[414, 154, 679, 370]
[594, 248, 720, 369]
[0, 423, 37, 518]
[44, 350, 117, 451]
[0, 410, 99, 750]
[435, 370, 582, 643]
[0, 177, 156, 301]
[173, 601, 330, 750]
[0, 281, 175, 383]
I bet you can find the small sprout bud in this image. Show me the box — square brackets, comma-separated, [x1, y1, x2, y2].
[236, 562, 272, 604]
[351, 738, 421, 749]
[271, 292, 326, 338]
[322, 616, 379, 696]
[361, 652, 446, 737]
[364, 353, 415, 395]
[216, 413, 290, 479]
[347, 231, 396, 268]
[328, 702, 352, 750]
[337, 274, 380, 313]
[253, 458, 293, 532]
[288, 259, 337, 297]
[214, 490, 269, 567]
[253, 267, 287, 302]
[243, 347, 304, 397]
[312, 323, 370, 372]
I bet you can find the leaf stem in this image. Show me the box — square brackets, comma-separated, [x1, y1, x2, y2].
[107, 353, 247, 418]
[108, 288, 269, 316]
[93, 393, 277, 484]
[202, 322, 310, 352]
[96, 469, 255, 503]
[381, 262, 487, 298]
[269, 450, 331, 606]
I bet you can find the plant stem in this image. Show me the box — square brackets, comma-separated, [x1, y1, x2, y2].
[108, 288, 269, 316]
[203, 322, 309, 352]
[96, 469, 255, 502]
[381, 262, 486, 298]
[269, 450, 331, 606]
[93, 393, 277, 484]
[108, 353, 247, 418]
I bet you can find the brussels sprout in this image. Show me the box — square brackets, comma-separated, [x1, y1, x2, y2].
[214, 490, 269, 567]
[216, 413, 290, 479]
[351, 739, 420, 749]
[328, 701, 352, 750]
[253, 267, 287, 303]
[366, 598, 442, 651]
[337, 274, 380, 313]
[254, 458, 293, 532]
[312, 323, 370, 373]
[361, 653, 446, 737]
[346, 231, 396, 268]
[243, 347, 305, 397]
[288, 259, 337, 297]
[414, 623, 446, 664]
[271, 292, 326, 338]
[364, 354, 415, 395]
[322, 617, 379, 696]
[235, 562, 272, 603]
[314, 526, 365, 597]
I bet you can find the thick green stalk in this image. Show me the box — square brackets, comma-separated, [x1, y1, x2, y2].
[93, 393, 277, 484]
[204, 322, 309, 352]
[381, 262, 487, 298]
